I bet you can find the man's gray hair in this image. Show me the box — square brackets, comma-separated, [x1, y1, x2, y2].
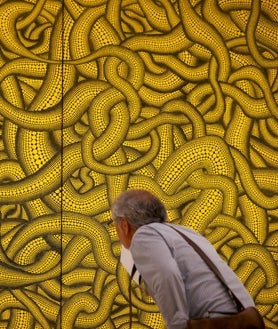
[111, 189, 167, 229]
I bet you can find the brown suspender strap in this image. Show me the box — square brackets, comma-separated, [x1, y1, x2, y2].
[128, 264, 137, 329]
[168, 225, 244, 312]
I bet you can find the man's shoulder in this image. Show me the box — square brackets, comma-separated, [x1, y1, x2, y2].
[138, 222, 203, 241]
[164, 222, 201, 236]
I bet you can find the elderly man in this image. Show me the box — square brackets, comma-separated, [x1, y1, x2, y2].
[111, 189, 261, 329]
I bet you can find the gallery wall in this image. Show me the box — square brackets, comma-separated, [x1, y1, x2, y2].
[0, 0, 277, 328]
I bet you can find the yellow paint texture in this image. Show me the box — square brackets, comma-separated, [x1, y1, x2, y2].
[0, 0, 277, 327]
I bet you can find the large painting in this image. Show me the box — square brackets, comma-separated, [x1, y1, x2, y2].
[0, 0, 277, 328]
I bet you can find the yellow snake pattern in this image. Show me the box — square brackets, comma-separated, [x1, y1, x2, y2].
[0, 0, 277, 328]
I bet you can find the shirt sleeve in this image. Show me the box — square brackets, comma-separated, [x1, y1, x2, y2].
[130, 226, 188, 329]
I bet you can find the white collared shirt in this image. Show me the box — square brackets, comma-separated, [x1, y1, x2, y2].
[130, 222, 255, 329]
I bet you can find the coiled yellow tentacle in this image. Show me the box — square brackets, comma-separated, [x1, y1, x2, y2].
[11, 289, 51, 329]
[0, 2, 59, 63]
[246, 0, 278, 68]
[231, 148, 278, 209]
[178, 0, 231, 81]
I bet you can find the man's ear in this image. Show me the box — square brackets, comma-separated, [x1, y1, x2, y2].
[121, 217, 130, 234]
[121, 217, 135, 248]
